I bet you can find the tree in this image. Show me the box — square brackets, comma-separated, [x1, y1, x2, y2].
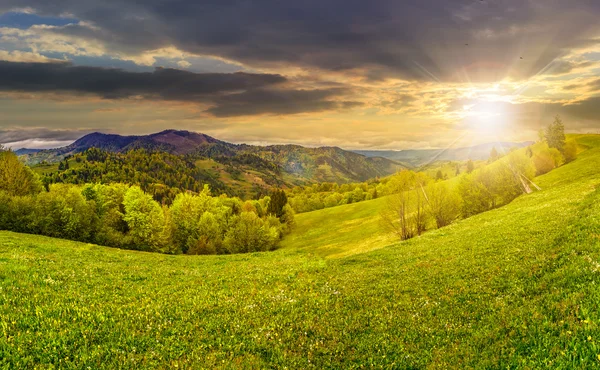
[223, 212, 279, 253]
[466, 160, 475, 174]
[267, 189, 288, 218]
[490, 147, 499, 162]
[545, 115, 566, 153]
[532, 143, 563, 176]
[382, 171, 430, 240]
[123, 186, 166, 251]
[526, 146, 533, 158]
[0, 150, 42, 196]
[436, 170, 444, 180]
[33, 184, 98, 242]
[425, 182, 461, 228]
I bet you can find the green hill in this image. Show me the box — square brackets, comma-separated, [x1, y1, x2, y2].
[2, 135, 600, 368]
[24, 130, 405, 200]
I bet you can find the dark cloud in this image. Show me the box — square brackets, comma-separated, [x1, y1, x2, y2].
[561, 97, 600, 121]
[0, 60, 285, 98]
[3, 0, 600, 82]
[0, 128, 90, 144]
[208, 88, 362, 117]
[0, 61, 356, 116]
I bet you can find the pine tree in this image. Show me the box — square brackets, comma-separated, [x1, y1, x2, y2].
[267, 189, 288, 218]
[545, 115, 566, 153]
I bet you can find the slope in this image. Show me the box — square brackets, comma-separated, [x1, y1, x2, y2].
[1, 135, 600, 368]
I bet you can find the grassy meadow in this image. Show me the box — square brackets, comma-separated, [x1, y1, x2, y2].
[2, 135, 600, 368]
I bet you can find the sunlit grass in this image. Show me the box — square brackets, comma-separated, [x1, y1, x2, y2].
[1, 135, 600, 368]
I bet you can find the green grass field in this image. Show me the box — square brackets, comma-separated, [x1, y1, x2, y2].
[2, 135, 600, 368]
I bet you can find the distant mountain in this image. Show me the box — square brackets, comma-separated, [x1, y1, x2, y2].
[354, 141, 534, 167]
[20, 130, 405, 197]
[14, 148, 42, 156]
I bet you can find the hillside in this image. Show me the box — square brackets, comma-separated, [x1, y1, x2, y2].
[1, 135, 600, 368]
[355, 141, 533, 167]
[20, 130, 404, 198]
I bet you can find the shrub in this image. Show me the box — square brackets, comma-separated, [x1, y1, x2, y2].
[564, 140, 578, 163]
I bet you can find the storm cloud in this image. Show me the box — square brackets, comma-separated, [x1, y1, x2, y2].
[3, 0, 600, 82]
[0, 61, 357, 116]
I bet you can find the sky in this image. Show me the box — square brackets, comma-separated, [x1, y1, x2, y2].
[1, 1, 600, 150]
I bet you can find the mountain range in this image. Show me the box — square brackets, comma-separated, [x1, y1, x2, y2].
[353, 141, 534, 167]
[18, 130, 405, 197]
[15, 130, 533, 199]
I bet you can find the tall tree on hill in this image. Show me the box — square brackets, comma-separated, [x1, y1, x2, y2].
[0, 148, 42, 196]
[267, 189, 288, 218]
[545, 115, 566, 153]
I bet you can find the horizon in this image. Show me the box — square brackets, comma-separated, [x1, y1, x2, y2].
[2, 1, 600, 150]
[3, 128, 537, 152]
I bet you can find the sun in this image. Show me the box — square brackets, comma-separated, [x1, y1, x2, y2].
[462, 99, 511, 137]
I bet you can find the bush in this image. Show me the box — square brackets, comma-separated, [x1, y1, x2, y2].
[564, 140, 578, 163]
[223, 212, 280, 253]
[533, 143, 564, 176]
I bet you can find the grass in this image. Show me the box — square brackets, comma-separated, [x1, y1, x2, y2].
[2, 135, 600, 368]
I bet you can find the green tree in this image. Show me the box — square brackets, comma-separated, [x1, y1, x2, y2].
[436, 170, 444, 180]
[33, 184, 97, 242]
[425, 182, 462, 228]
[0, 150, 42, 196]
[223, 212, 279, 253]
[545, 115, 566, 153]
[267, 189, 288, 218]
[382, 171, 430, 240]
[123, 186, 166, 251]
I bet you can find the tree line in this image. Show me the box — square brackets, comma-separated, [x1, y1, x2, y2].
[0, 148, 294, 255]
[382, 116, 577, 240]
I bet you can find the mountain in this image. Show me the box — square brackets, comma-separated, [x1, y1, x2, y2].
[14, 148, 42, 156]
[354, 141, 534, 167]
[20, 130, 405, 199]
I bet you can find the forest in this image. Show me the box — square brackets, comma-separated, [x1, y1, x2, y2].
[0, 148, 294, 255]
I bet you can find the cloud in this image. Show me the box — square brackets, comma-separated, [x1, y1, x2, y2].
[207, 88, 362, 117]
[0, 49, 63, 62]
[0, 60, 284, 96]
[0, 128, 93, 147]
[0, 60, 358, 116]
[3, 0, 600, 82]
